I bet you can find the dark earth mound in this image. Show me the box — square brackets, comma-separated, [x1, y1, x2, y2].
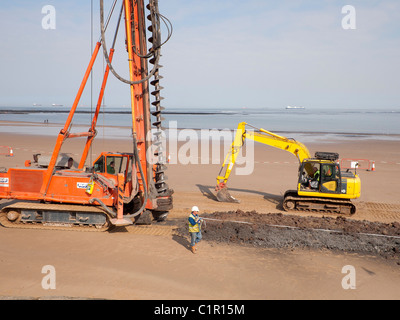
[175, 210, 400, 262]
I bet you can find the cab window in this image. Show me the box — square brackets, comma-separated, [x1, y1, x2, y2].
[106, 156, 129, 175]
[107, 157, 116, 174]
[93, 156, 105, 173]
[94, 155, 130, 176]
[320, 164, 340, 193]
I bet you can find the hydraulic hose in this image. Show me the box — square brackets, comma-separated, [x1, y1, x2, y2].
[123, 137, 149, 218]
[99, 0, 160, 85]
[89, 197, 117, 217]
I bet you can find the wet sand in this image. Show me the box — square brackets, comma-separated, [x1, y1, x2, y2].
[0, 130, 400, 300]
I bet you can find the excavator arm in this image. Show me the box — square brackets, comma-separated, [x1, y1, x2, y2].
[216, 122, 311, 202]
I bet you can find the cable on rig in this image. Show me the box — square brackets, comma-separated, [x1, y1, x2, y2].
[99, 0, 173, 202]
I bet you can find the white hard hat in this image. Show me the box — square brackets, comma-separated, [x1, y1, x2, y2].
[191, 206, 199, 212]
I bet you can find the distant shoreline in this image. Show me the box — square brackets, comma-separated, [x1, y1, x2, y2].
[0, 109, 232, 116]
[1, 120, 400, 142]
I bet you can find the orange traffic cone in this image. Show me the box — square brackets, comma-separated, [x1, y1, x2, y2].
[9, 148, 13, 157]
[371, 161, 375, 171]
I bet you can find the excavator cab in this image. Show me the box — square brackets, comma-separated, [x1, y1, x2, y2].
[296, 151, 361, 201]
[298, 159, 342, 194]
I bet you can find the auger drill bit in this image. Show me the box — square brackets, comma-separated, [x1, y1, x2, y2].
[147, 0, 170, 196]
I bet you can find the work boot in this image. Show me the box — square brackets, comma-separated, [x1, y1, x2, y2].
[191, 246, 196, 254]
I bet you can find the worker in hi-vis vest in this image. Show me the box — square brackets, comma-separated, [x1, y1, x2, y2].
[188, 206, 202, 254]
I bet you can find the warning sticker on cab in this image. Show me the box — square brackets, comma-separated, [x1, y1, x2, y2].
[77, 182, 89, 189]
[0, 177, 9, 187]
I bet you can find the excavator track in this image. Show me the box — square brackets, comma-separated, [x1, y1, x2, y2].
[0, 202, 112, 232]
[283, 190, 356, 216]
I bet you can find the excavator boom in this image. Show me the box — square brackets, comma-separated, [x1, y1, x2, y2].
[216, 122, 311, 202]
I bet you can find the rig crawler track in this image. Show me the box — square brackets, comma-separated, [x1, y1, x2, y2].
[0, 202, 175, 233]
[283, 191, 356, 215]
[0, 202, 112, 232]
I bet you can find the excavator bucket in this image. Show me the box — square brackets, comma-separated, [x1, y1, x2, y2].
[215, 185, 240, 203]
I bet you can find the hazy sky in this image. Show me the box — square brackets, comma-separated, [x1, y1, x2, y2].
[0, 0, 399, 109]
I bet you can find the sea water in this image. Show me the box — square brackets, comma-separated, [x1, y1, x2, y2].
[1, 106, 400, 142]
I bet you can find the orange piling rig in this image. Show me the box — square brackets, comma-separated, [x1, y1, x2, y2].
[0, 0, 173, 230]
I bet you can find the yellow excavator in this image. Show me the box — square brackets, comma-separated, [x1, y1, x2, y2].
[215, 122, 361, 215]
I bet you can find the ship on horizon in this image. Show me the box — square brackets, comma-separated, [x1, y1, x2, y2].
[286, 105, 305, 109]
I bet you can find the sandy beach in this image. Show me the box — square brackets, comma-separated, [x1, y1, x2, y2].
[2, 0, 400, 305]
[1, 129, 400, 300]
